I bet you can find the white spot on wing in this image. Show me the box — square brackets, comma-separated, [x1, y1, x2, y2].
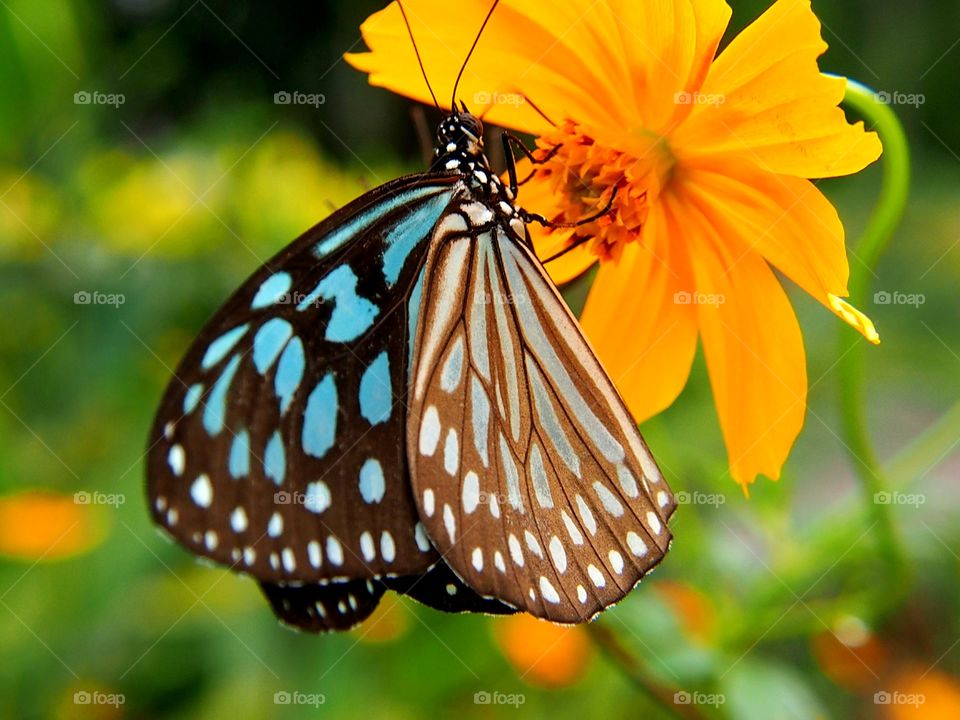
[419, 406, 441, 456]
[190, 475, 212, 508]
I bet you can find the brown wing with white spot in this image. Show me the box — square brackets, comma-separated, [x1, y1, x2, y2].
[407, 223, 675, 623]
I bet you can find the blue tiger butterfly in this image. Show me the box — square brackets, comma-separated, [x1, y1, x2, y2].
[146, 0, 675, 632]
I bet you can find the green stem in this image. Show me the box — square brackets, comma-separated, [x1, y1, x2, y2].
[837, 79, 912, 607]
[586, 623, 719, 720]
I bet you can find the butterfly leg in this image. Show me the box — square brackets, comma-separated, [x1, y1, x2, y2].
[500, 132, 561, 195]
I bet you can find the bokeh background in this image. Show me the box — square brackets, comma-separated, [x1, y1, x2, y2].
[0, 1, 958, 718]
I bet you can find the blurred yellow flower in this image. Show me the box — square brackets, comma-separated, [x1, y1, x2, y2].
[493, 613, 592, 687]
[347, 0, 883, 487]
[0, 168, 62, 260]
[0, 490, 105, 560]
[81, 149, 226, 258]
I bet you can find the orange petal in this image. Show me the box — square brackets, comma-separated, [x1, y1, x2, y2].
[678, 197, 807, 486]
[0, 490, 106, 560]
[673, 0, 882, 178]
[680, 158, 879, 343]
[346, 0, 631, 135]
[600, 0, 731, 135]
[579, 195, 698, 423]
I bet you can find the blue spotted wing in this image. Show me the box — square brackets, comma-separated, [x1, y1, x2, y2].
[406, 221, 676, 624]
[147, 174, 515, 629]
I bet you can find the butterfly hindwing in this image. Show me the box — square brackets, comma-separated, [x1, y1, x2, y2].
[147, 175, 461, 584]
[407, 220, 676, 624]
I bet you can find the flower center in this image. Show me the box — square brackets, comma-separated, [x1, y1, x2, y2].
[529, 120, 674, 262]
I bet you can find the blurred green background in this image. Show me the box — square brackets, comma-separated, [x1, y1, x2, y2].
[0, 1, 958, 718]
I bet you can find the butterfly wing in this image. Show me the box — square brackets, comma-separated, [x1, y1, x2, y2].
[407, 221, 676, 624]
[147, 174, 462, 587]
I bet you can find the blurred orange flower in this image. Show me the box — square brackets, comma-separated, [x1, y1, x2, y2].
[655, 581, 716, 645]
[0, 490, 105, 560]
[347, 0, 883, 487]
[493, 613, 592, 687]
[880, 666, 960, 720]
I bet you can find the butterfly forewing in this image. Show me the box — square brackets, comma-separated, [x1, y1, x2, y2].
[407, 221, 675, 623]
[147, 175, 460, 585]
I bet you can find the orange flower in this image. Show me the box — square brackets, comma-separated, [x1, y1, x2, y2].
[493, 613, 592, 687]
[0, 490, 105, 560]
[347, 0, 882, 487]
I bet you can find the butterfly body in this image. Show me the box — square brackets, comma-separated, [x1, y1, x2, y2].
[147, 111, 675, 632]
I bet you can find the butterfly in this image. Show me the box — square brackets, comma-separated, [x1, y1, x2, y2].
[146, 1, 675, 633]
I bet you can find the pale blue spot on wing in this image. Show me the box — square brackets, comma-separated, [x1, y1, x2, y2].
[201, 325, 248, 370]
[229, 429, 250, 478]
[358, 458, 385, 504]
[253, 318, 293, 374]
[470, 376, 490, 466]
[298, 265, 379, 342]
[313, 186, 453, 258]
[183, 383, 203, 414]
[274, 336, 305, 414]
[382, 192, 450, 286]
[251, 271, 292, 309]
[264, 430, 286, 485]
[358, 351, 392, 425]
[203, 354, 241, 436]
[302, 374, 337, 459]
[407, 266, 426, 373]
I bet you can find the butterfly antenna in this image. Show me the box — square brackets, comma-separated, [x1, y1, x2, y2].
[451, 0, 500, 110]
[397, 0, 440, 111]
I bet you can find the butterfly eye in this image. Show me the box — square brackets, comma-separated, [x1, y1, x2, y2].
[459, 114, 483, 140]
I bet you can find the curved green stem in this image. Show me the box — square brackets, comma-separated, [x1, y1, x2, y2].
[837, 79, 912, 607]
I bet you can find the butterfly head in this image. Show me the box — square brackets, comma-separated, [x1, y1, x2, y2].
[432, 107, 488, 173]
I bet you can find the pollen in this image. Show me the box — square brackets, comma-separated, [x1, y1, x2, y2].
[530, 120, 674, 262]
